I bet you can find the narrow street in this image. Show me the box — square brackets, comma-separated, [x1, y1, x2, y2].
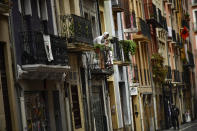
[163, 120, 197, 131]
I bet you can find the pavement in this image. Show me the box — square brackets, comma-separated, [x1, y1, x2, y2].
[162, 120, 197, 131]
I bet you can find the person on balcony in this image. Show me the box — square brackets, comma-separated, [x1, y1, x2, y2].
[93, 32, 109, 45]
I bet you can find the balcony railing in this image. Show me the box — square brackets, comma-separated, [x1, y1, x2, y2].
[90, 49, 113, 76]
[173, 70, 180, 82]
[166, 66, 172, 79]
[0, 0, 9, 13]
[193, 22, 197, 32]
[111, 0, 125, 12]
[172, 29, 176, 42]
[182, 19, 189, 29]
[112, 37, 123, 61]
[60, 14, 93, 45]
[137, 18, 151, 39]
[192, 0, 197, 6]
[188, 51, 194, 67]
[20, 31, 68, 66]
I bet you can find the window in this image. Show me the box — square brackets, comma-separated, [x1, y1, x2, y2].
[19, 0, 32, 15]
[38, 0, 48, 20]
[71, 85, 82, 129]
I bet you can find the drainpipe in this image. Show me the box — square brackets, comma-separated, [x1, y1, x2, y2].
[146, 44, 157, 130]
[20, 96, 27, 131]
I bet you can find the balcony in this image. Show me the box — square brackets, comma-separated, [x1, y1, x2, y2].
[167, 0, 172, 5]
[187, 51, 194, 67]
[19, 31, 69, 80]
[173, 70, 180, 82]
[111, 0, 124, 12]
[60, 14, 93, 52]
[0, 0, 9, 13]
[176, 34, 183, 47]
[172, 29, 176, 43]
[144, 3, 160, 27]
[193, 22, 197, 32]
[90, 48, 113, 76]
[192, 0, 197, 7]
[166, 66, 172, 80]
[133, 18, 151, 41]
[182, 19, 189, 29]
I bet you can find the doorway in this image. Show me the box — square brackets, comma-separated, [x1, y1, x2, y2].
[92, 86, 107, 131]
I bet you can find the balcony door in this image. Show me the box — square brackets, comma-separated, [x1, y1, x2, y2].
[92, 86, 107, 131]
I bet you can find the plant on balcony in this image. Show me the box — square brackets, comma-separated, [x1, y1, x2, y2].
[94, 43, 112, 53]
[151, 53, 167, 84]
[119, 40, 136, 62]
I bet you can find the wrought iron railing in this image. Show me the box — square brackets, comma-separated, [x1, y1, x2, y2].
[111, 0, 125, 11]
[188, 51, 194, 67]
[173, 70, 180, 82]
[182, 19, 189, 29]
[0, 0, 8, 4]
[112, 37, 123, 61]
[172, 29, 176, 42]
[20, 31, 68, 66]
[137, 18, 151, 39]
[166, 66, 172, 79]
[90, 48, 113, 75]
[60, 14, 93, 45]
[176, 34, 182, 47]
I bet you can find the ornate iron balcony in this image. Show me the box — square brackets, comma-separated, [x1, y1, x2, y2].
[182, 19, 189, 29]
[137, 18, 151, 39]
[172, 29, 176, 42]
[173, 70, 180, 82]
[90, 49, 113, 76]
[60, 14, 93, 45]
[166, 66, 172, 79]
[0, 0, 9, 13]
[20, 31, 68, 66]
[188, 51, 194, 67]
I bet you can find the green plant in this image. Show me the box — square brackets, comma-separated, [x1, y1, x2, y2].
[119, 40, 137, 62]
[151, 53, 167, 84]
